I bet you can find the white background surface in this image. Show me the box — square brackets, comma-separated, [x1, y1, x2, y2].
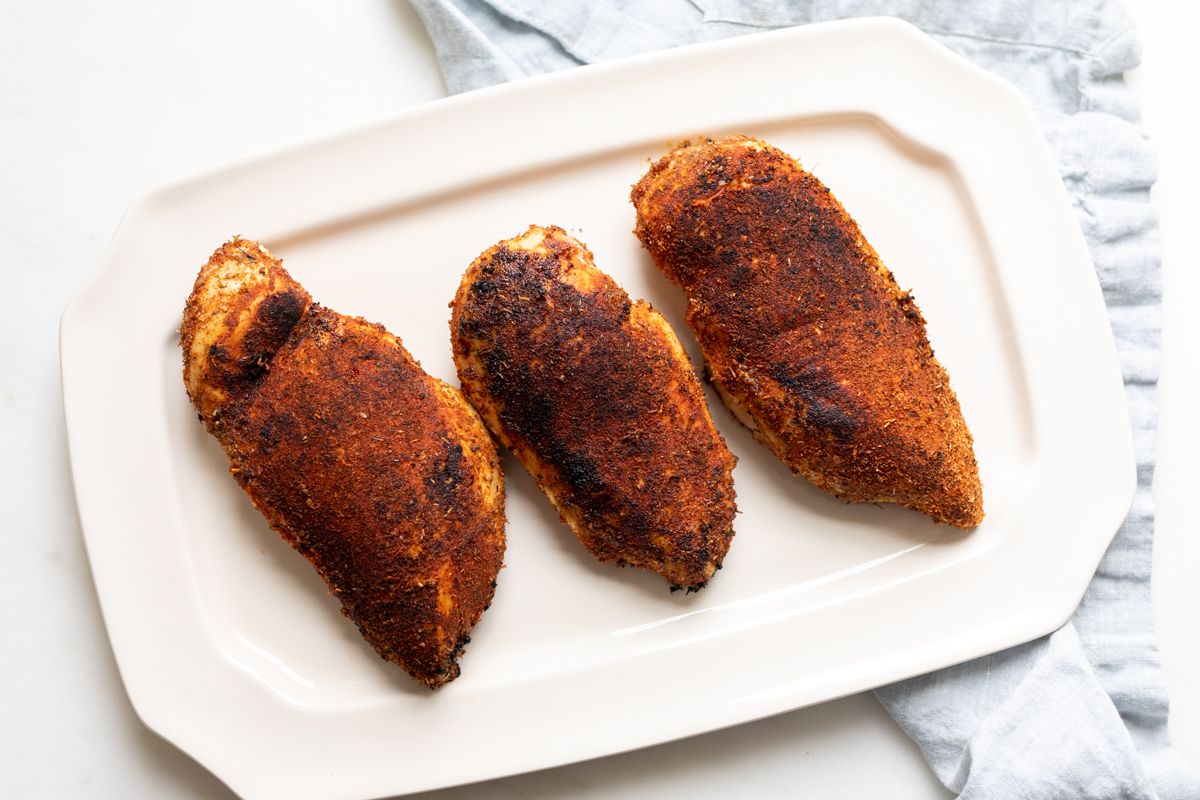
[1, 1, 1194, 798]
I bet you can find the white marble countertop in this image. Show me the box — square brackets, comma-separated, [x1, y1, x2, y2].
[2, 1, 1195, 797]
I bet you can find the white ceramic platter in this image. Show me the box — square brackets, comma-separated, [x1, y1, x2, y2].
[61, 18, 1135, 800]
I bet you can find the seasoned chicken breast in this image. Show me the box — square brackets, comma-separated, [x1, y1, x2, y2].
[632, 136, 983, 528]
[451, 225, 736, 590]
[181, 238, 505, 689]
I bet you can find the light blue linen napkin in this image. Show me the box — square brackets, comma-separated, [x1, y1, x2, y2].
[408, 1, 1200, 797]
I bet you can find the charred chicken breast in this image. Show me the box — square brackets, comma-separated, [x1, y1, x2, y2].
[451, 225, 737, 589]
[632, 136, 983, 528]
[181, 237, 505, 689]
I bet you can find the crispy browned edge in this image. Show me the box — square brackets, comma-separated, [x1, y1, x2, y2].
[180, 238, 505, 688]
[449, 225, 738, 589]
[631, 136, 983, 528]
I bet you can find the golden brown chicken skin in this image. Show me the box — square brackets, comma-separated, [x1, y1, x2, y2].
[451, 225, 737, 590]
[181, 238, 505, 689]
[632, 136, 983, 528]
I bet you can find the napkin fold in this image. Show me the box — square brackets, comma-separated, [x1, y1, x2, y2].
[409, 1, 1200, 796]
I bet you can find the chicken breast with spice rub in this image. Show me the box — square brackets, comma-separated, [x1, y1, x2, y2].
[632, 136, 983, 528]
[181, 237, 505, 689]
[451, 225, 737, 590]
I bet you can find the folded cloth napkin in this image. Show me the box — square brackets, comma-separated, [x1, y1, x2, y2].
[408, 1, 1200, 797]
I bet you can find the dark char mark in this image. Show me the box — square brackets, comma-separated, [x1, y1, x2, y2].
[770, 362, 862, 444]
